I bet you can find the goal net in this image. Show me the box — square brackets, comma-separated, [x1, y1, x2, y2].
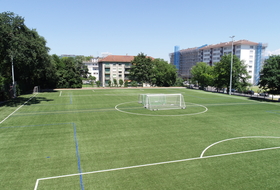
[139, 94, 186, 111]
[33, 86, 39, 94]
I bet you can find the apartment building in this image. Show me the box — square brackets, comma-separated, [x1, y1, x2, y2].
[83, 57, 100, 81]
[98, 55, 133, 87]
[170, 40, 267, 85]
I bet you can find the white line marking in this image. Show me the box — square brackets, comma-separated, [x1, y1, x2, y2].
[59, 91, 62, 97]
[115, 101, 208, 116]
[200, 136, 280, 158]
[34, 145, 280, 190]
[92, 90, 94, 92]
[0, 94, 37, 125]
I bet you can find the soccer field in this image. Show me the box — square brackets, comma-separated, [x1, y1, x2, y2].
[1, 88, 280, 190]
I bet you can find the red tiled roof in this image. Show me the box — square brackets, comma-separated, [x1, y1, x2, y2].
[200, 40, 259, 50]
[99, 55, 154, 63]
[99, 55, 135, 62]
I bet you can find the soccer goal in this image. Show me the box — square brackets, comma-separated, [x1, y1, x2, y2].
[139, 94, 186, 111]
[33, 86, 39, 94]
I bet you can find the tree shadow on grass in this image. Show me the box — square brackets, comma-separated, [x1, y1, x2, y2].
[0, 90, 57, 107]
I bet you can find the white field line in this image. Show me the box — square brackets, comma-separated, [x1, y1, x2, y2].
[59, 91, 62, 97]
[92, 90, 94, 92]
[200, 136, 280, 157]
[194, 90, 280, 106]
[34, 145, 280, 190]
[0, 94, 37, 125]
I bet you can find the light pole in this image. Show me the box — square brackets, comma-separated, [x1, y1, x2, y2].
[10, 53, 16, 98]
[229, 36, 235, 95]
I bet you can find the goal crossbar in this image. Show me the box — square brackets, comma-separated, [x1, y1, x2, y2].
[138, 93, 186, 111]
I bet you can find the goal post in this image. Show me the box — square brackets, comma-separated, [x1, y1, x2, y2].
[139, 94, 186, 110]
[33, 86, 39, 94]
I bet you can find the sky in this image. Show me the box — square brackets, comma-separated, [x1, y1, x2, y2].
[1, 0, 280, 62]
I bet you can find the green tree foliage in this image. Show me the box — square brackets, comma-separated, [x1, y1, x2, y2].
[52, 55, 82, 88]
[129, 53, 154, 85]
[108, 80, 112, 87]
[152, 59, 177, 87]
[75, 57, 89, 79]
[213, 54, 250, 93]
[88, 75, 96, 87]
[119, 79, 124, 87]
[131, 81, 138, 87]
[191, 62, 214, 89]
[129, 54, 177, 87]
[113, 79, 118, 87]
[96, 80, 101, 87]
[259, 55, 280, 94]
[0, 12, 56, 93]
[124, 81, 128, 87]
[173, 76, 184, 87]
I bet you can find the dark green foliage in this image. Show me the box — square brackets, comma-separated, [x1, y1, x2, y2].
[191, 62, 214, 89]
[0, 11, 57, 97]
[124, 80, 128, 87]
[131, 81, 138, 87]
[129, 54, 177, 87]
[129, 53, 154, 85]
[152, 59, 177, 87]
[108, 80, 112, 87]
[96, 80, 101, 87]
[119, 79, 124, 87]
[213, 54, 250, 93]
[113, 79, 118, 87]
[52, 56, 82, 88]
[259, 55, 280, 94]
[173, 76, 184, 87]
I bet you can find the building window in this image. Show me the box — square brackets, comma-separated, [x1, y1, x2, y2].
[250, 46, 254, 49]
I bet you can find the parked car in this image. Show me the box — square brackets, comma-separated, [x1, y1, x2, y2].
[259, 92, 268, 96]
[246, 90, 254, 95]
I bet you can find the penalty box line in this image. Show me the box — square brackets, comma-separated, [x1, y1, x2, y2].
[0, 93, 37, 125]
[34, 145, 280, 190]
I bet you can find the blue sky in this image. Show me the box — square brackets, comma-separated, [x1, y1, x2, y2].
[2, 0, 280, 61]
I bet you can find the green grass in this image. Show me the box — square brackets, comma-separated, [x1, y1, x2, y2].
[1, 88, 280, 189]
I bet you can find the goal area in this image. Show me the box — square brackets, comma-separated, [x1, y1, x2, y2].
[138, 94, 186, 111]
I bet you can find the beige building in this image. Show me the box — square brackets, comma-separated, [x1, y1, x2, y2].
[98, 55, 134, 87]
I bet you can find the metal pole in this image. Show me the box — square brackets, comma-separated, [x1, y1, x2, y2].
[11, 54, 16, 98]
[229, 36, 235, 95]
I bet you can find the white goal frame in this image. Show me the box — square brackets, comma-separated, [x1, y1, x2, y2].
[139, 94, 186, 111]
[33, 86, 39, 94]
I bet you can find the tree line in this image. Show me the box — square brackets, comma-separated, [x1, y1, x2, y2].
[0, 12, 89, 100]
[190, 53, 280, 94]
[129, 53, 183, 87]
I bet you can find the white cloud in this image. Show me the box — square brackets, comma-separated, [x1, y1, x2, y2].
[265, 49, 280, 56]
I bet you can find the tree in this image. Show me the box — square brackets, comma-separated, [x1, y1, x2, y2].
[190, 62, 214, 89]
[129, 53, 154, 86]
[113, 79, 118, 87]
[96, 80, 101, 87]
[119, 79, 124, 87]
[108, 80, 112, 87]
[213, 54, 250, 93]
[259, 55, 280, 94]
[124, 81, 128, 87]
[53, 56, 82, 88]
[0, 12, 55, 96]
[131, 81, 138, 87]
[88, 75, 96, 87]
[152, 59, 177, 87]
